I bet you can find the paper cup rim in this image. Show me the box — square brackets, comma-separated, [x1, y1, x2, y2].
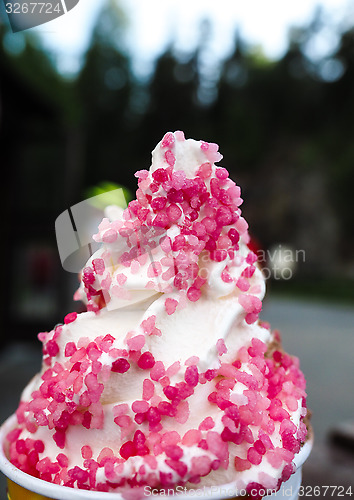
[0, 414, 313, 499]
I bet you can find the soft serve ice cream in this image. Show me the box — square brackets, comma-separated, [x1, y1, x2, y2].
[7, 132, 308, 498]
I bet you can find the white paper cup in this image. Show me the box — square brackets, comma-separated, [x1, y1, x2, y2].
[0, 414, 312, 500]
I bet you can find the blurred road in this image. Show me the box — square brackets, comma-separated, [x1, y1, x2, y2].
[262, 296, 354, 490]
[0, 297, 353, 494]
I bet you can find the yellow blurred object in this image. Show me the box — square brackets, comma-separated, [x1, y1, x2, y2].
[7, 479, 52, 500]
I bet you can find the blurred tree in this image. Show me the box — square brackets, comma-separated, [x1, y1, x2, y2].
[77, 0, 135, 194]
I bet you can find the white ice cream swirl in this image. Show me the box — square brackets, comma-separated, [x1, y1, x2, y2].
[8, 132, 308, 498]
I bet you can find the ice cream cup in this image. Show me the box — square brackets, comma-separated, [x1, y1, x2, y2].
[0, 415, 312, 500]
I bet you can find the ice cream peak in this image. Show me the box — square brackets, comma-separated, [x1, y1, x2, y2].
[7, 132, 308, 498]
[76, 131, 263, 325]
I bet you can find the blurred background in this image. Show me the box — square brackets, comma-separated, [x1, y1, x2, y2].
[0, 0, 354, 492]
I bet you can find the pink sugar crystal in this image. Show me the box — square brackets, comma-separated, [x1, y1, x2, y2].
[152, 168, 169, 184]
[187, 286, 201, 302]
[165, 298, 178, 315]
[53, 430, 66, 449]
[132, 400, 149, 413]
[216, 338, 227, 356]
[164, 444, 183, 460]
[175, 400, 189, 425]
[199, 417, 215, 431]
[64, 342, 76, 357]
[111, 358, 130, 374]
[235, 456, 252, 471]
[150, 361, 165, 381]
[161, 132, 175, 148]
[184, 365, 199, 387]
[56, 453, 69, 467]
[81, 445, 93, 459]
[64, 312, 77, 325]
[165, 150, 176, 167]
[127, 335, 145, 351]
[143, 378, 155, 400]
[151, 196, 167, 210]
[247, 447, 262, 465]
[138, 352, 155, 370]
[166, 203, 182, 222]
[206, 431, 228, 460]
[182, 429, 202, 446]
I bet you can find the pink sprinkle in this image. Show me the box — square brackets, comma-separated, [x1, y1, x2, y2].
[166, 204, 182, 222]
[235, 456, 252, 471]
[196, 162, 212, 179]
[175, 131, 185, 141]
[185, 356, 199, 366]
[152, 168, 169, 184]
[161, 431, 180, 449]
[165, 150, 176, 167]
[215, 167, 229, 180]
[185, 365, 199, 387]
[111, 358, 130, 373]
[53, 430, 66, 449]
[228, 228, 240, 245]
[64, 312, 77, 324]
[116, 273, 127, 286]
[114, 415, 131, 428]
[236, 277, 250, 292]
[57, 453, 69, 467]
[273, 350, 283, 363]
[102, 229, 118, 243]
[134, 169, 149, 179]
[235, 217, 248, 235]
[113, 403, 130, 417]
[165, 298, 178, 315]
[246, 251, 258, 265]
[120, 441, 136, 460]
[46, 340, 59, 357]
[245, 312, 259, 324]
[247, 447, 262, 465]
[161, 132, 175, 148]
[164, 445, 183, 461]
[150, 361, 165, 381]
[138, 352, 155, 370]
[187, 287, 201, 302]
[140, 315, 157, 335]
[151, 196, 167, 210]
[81, 445, 93, 459]
[190, 455, 212, 478]
[65, 342, 76, 357]
[143, 379, 155, 400]
[166, 361, 181, 378]
[175, 400, 189, 425]
[132, 400, 149, 413]
[6, 428, 22, 443]
[92, 258, 105, 275]
[199, 417, 215, 431]
[254, 439, 267, 455]
[163, 385, 178, 401]
[183, 428, 202, 448]
[146, 406, 161, 426]
[238, 294, 262, 314]
[165, 458, 187, 478]
[216, 339, 227, 356]
[153, 213, 169, 228]
[127, 335, 145, 351]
